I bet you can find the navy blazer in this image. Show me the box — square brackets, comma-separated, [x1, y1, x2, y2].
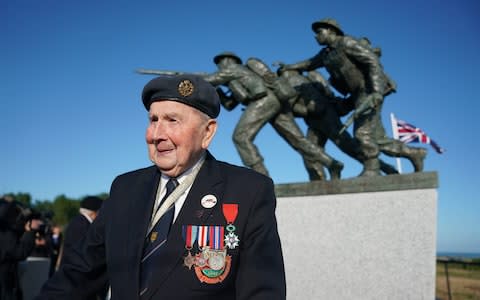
[37, 152, 286, 300]
[61, 214, 90, 263]
[60, 214, 108, 299]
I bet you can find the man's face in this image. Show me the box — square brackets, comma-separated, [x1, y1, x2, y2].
[52, 226, 61, 235]
[315, 27, 330, 45]
[146, 101, 217, 177]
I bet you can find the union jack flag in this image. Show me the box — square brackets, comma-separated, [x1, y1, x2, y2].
[392, 115, 445, 154]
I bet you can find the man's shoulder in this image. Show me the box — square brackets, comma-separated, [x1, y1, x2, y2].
[67, 214, 89, 227]
[64, 214, 89, 237]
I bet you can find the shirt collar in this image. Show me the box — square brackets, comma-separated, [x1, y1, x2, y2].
[79, 209, 94, 223]
[160, 152, 206, 185]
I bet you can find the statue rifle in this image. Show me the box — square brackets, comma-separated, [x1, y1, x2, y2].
[338, 94, 377, 134]
[136, 68, 209, 76]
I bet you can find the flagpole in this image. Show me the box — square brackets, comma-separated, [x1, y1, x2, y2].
[390, 113, 403, 174]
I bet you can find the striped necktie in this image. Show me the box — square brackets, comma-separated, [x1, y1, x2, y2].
[139, 178, 178, 297]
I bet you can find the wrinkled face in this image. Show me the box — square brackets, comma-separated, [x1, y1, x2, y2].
[315, 27, 331, 45]
[146, 101, 217, 177]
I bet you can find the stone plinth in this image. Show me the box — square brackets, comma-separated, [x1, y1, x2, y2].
[275, 172, 438, 300]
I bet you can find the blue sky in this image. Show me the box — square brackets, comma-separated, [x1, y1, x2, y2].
[2, 0, 479, 253]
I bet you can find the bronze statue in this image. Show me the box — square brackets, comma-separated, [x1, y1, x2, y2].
[136, 18, 430, 179]
[204, 52, 343, 180]
[276, 67, 398, 178]
[279, 18, 426, 176]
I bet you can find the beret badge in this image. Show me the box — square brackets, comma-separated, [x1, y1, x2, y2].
[178, 79, 195, 97]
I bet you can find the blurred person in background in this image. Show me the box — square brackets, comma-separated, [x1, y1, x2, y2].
[58, 196, 108, 300]
[48, 224, 63, 277]
[0, 196, 42, 300]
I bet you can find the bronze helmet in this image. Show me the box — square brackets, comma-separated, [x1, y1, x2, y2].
[311, 18, 344, 36]
[213, 51, 242, 64]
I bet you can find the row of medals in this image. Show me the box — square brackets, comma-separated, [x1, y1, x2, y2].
[183, 231, 239, 271]
[183, 246, 226, 271]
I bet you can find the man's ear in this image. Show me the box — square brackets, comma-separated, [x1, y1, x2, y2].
[202, 119, 217, 149]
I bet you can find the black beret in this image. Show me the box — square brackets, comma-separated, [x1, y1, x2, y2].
[80, 196, 103, 211]
[142, 74, 220, 118]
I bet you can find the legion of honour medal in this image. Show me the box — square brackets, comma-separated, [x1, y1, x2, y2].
[222, 203, 240, 249]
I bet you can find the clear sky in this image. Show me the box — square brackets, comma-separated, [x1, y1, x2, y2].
[2, 0, 479, 253]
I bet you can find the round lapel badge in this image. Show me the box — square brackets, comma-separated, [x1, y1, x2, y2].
[201, 194, 217, 209]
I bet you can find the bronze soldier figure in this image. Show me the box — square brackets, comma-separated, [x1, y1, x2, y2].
[205, 52, 343, 179]
[280, 18, 426, 176]
[276, 67, 398, 178]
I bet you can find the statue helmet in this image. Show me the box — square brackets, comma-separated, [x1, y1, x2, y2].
[213, 51, 243, 65]
[311, 18, 344, 36]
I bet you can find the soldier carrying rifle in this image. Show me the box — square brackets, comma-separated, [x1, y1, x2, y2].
[279, 18, 426, 176]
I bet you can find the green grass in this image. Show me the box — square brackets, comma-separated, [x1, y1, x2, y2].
[436, 262, 480, 300]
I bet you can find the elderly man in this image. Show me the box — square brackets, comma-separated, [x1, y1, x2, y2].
[36, 75, 286, 300]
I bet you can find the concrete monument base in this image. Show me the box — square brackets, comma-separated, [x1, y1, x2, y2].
[275, 172, 438, 299]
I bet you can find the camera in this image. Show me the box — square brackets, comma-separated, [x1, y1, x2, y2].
[0, 197, 52, 234]
[29, 210, 53, 237]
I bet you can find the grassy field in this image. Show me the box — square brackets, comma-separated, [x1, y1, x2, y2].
[436, 261, 480, 300]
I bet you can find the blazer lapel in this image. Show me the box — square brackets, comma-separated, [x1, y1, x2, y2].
[177, 156, 225, 225]
[143, 153, 225, 299]
[126, 167, 160, 296]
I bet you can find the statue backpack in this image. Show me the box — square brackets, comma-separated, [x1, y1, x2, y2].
[246, 57, 297, 102]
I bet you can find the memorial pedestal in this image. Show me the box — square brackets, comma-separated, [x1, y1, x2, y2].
[275, 172, 438, 299]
